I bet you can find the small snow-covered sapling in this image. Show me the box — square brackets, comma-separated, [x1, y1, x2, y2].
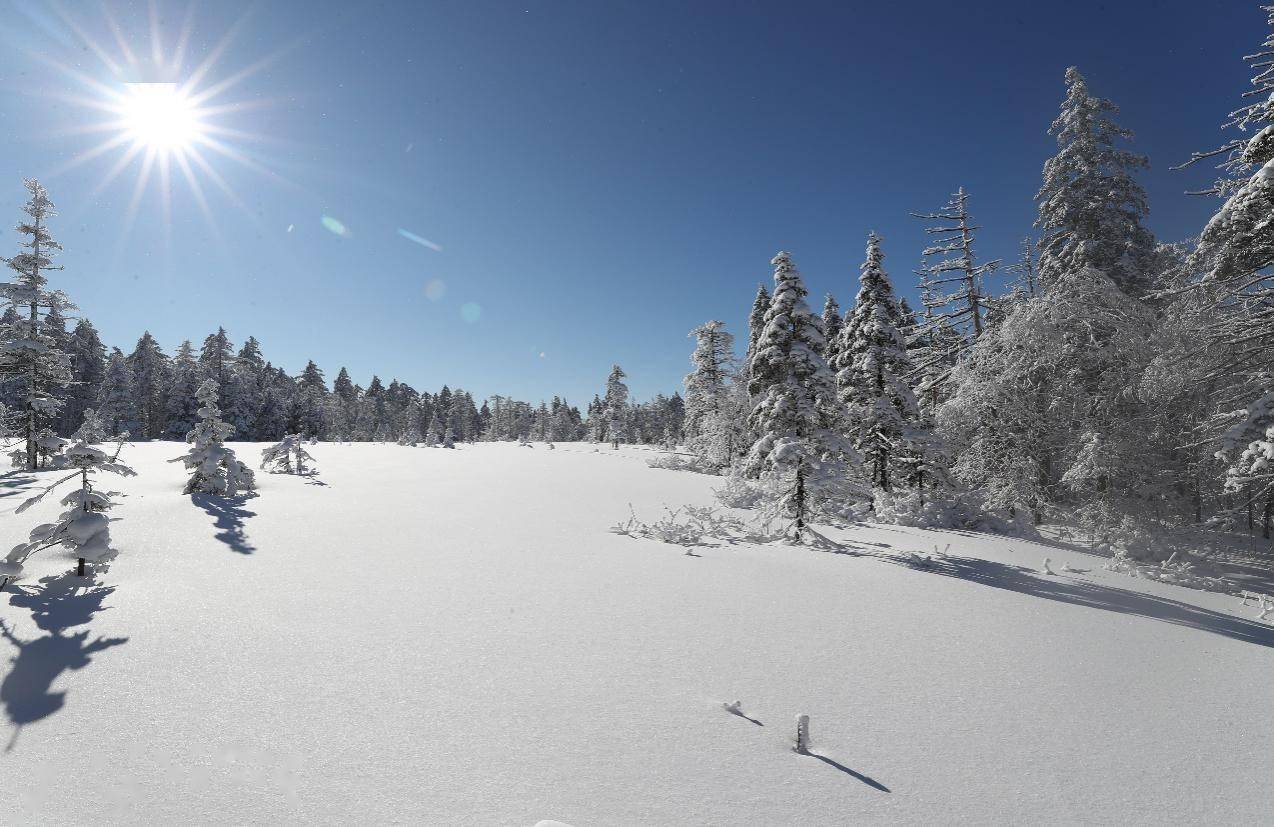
[261, 434, 317, 475]
[2, 440, 136, 583]
[794, 714, 811, 754]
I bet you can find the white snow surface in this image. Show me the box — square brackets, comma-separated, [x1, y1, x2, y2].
[1, 442, 1271, 824]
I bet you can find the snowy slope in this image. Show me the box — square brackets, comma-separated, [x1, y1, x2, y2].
[1, 442, 1270, 825]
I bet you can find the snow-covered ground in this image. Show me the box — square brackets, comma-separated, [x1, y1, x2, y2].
[1, 442, 1271, 824]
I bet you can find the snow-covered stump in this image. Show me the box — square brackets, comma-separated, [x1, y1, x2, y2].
[794, 714, 811, 754]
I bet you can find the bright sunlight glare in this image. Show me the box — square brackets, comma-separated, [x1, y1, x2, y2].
[121, 83, 200, 151]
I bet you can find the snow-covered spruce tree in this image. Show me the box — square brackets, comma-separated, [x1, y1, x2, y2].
[97, 351, 140, 437]
[833, 233, 941, 498]
[1004, 237, 1039, 299]
[743, 282, 770, 392]
[0, 179, 74, 470]
[198, 327, 234, 401]
[0, 440, 136, 584]
[603, 364, 629, 448]
[126, 332, 170, 438]
[260, 434, 317, 475]
[911, 187, 999, 341]
[170, 380, 255, 496]
[164, 341, 202, 439]
[1036, 67, 1155, 297]
[1179, 8, 1274, 527]
[821, 294, 842, 367]
[743, 251, 858, 536]
[72, 407, 108, 443]
[684, 323, 731, 442]
[61, 317, 106, 434]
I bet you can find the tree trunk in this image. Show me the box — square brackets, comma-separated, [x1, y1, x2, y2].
[77, 557, 85, 577]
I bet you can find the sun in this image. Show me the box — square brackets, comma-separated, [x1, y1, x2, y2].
[119, 83, 201, 151]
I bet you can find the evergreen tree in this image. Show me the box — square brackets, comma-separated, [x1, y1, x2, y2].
[171, 379, 255, 496]
[684, 320, 744, 467]
[0, 179, 74, 469]
[603, 365, 629, 447]
[199, 327, 234, 402]
[126, 331, 170, 438]
[833, 233, 923, 492]
[164, 341, 203, 439]
[97, 352, 140, 437]
[821, 294, 842, 367]
[63, 317, 106, 435]
[1035, 67, 1155, 296]
[744, 251, 855, 535]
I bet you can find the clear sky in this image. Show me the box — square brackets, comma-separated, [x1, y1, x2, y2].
[0, 0, 1258, 405]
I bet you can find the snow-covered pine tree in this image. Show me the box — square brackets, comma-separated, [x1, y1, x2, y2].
[260, 434, 317, 475]
[743, 282, 770, 391]
[1, 440, 136, 584]
[164, 341, 203, 439]
[603, 365, 629, 448]
[62, 317, 106, 434]
[1179, 8, 1274, 527]
[126, 332, 170, 438]
[744, 251, 857, 535]
[1035, 67, 1155, 297]
[821, 294, 842, 367]
[97, 351, 140, 438]
[0, 179, 74, 470]
[911, 187, 999, 341]
[833, 233, 926, 493]
[170, 380, 256, 496]
[199, 327, 234, 395]
[683, 321, 747, 469]
[72, 407, 108, 443]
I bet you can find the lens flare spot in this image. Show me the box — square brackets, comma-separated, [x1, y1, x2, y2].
[424, 279, 447, 302]
[539, 351, 547, 359]
[398, 228, 442, 251]
[321, 215, 350, 238]
[460, 302, 482, 323]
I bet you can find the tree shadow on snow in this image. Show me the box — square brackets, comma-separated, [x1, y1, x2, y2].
[802, 751, 891, 792]
[900, 554, 1274, 649]
[0, 469, 38, 501]
[191, 493, 257, 555]
[0, 572, 127, 750]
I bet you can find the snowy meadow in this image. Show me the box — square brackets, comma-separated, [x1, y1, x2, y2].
[1, 442, 1271, 824]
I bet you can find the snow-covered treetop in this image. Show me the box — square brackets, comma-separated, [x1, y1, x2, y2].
[1035, 67, 1154, 296]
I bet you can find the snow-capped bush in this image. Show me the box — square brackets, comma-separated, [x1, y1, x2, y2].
[647, 452, 721, 475]
[170, 380, 256, 496]
[260, 434, 316, 475]
[871, 488, 1038, 537]
[1104, 550, 1232, 593]
[72, 407, 110, 444]
[34, 428, 67, 468]
[2, 440, 136, 583]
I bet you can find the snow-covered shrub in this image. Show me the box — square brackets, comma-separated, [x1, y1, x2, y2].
[72, 407, 109, 444]
[34, 428, 67, 468]
[397, 427, 421, 447]
[1104, 550, 1232, 593]
[260, 434, 316, 475]
[170, 380, 256, 496]
[2, 440, 136, 583]
[871, 488, 1038, 537]
[611, 503, 785, 548]
[712, 473, 770, 509]
[647, 452, 721, 475]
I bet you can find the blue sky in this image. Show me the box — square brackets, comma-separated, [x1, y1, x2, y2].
[0, 0, 1258, 405]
